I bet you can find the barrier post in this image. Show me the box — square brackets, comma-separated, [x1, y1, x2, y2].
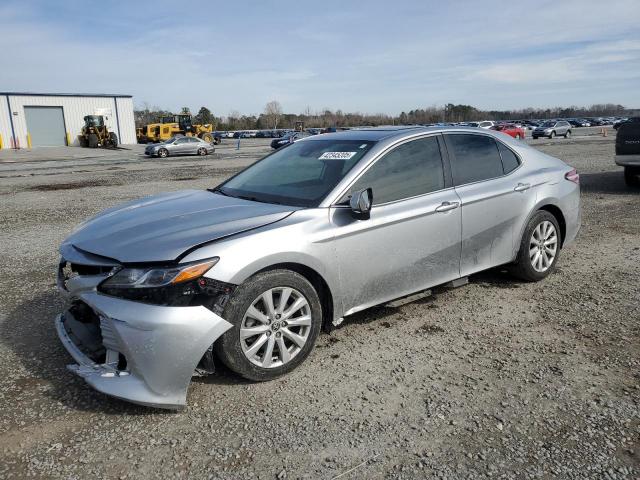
[66, 132, 72, 146]
[27, 133, 32, 148]
[0, 133, 3, 150]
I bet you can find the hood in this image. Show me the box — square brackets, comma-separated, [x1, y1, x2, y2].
[62, 190, 298, 263]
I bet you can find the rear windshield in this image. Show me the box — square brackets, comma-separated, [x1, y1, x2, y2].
[217, 140, 375, 207]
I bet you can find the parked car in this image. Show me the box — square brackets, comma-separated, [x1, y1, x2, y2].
[532, 121, 571, 139]
[270, 131, 312, 149]
[55, 126, 580, 409]
[614, 117, 640, 186]
[144, 136, 215, 158]
[477, 121, 495, 129]
[613, 118, 629, 130]
[491, 124, 526, 139]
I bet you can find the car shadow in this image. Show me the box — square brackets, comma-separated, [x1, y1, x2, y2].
[579, 170, 638, 195]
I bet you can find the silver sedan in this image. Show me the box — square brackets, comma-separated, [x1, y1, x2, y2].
[56, 126, 580, 409]
[144, 136, 215, 158]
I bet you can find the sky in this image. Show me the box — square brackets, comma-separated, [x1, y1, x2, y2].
[1, 0, 639, 117]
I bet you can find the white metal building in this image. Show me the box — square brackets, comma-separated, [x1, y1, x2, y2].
[0, 92, 136, 149]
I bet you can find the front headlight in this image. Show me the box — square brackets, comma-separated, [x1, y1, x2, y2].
[101, 258, 219, 289]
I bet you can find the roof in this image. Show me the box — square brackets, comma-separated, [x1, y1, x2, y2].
[0, 92, 132, 98]
[307, 126, 429, 141]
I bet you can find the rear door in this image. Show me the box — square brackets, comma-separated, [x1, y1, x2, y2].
[444, 133, 534, 276]
[331, 135, 462, 315]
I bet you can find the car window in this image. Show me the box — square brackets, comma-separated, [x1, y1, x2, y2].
[219, 140, 375, 207]
[176, 137, 188, 144]
[189, 137, 200, 143]
[447, 134, 504, 185]
[496, 141, 520, 174]
[343, 136, 445, 205]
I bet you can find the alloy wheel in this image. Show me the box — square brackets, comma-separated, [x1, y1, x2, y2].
[529, 220, 558, 272]
[240, 287, 312, 368]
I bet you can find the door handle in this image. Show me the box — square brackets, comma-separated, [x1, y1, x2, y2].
[435, 201, 460, 212]
[514, 183, 531, 192]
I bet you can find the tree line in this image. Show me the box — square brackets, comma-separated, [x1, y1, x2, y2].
[135, 101, 637, 131]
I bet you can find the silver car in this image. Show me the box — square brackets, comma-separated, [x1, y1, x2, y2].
[56, 126, 580, 409]
[532, 120, 572, 139]
[144, 136, 215, 158]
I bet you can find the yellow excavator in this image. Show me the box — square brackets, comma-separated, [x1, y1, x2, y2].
[137, 114, 219, 144]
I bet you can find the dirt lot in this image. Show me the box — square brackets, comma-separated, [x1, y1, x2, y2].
[0, 136, 638, 479]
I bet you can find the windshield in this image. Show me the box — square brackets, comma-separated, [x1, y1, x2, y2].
[85, 116, 103, 127]
[540, 121, 555, 127]
[216, 139, 375, 207]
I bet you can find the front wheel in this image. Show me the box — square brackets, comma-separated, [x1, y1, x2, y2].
[158, 148, 169, 158]
[549, 131, 556, 139]
[510, 211, 561, 282]
[215, 270, 322, 381]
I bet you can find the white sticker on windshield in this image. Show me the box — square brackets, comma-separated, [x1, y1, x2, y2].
[319, 151, 357, 160]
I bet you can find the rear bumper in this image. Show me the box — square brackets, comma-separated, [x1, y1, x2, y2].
[563, 204, 581, 248]
[615, 155, 640, 167]
[56, 292, 233, 409]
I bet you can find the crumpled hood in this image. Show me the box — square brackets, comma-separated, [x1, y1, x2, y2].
[62, 190, 298, 263]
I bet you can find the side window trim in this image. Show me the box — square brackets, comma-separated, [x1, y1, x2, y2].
[331, 133, 450, 207]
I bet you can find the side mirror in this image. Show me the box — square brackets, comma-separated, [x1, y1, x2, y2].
[349, 188, 373, 220]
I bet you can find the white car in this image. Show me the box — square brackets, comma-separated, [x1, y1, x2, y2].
[478, 121, 495, 129]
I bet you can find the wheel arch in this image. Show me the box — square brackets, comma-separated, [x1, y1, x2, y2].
[253, 262, 335, 333]
[537, 204, 567, 247]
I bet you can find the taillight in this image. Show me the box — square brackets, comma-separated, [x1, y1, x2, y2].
[565, 168, 579, 184]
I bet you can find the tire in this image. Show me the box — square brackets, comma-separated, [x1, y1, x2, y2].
[109, 132, 118, 147]
[197, 147, 207, 156]
[532, 136, 538, 140]
[200, 132, 214, 143]
[88, 133, 99, 148]
[79, 136, 88, 148]
[624, 166, 640, 187]
[215, 269, 323, 381]
[510, 210, 561, 282]
[158, 148, 169, 158]
[549, 131, 555, 139]
[515, 134, 521, 140]
[564, 130, 571, 139]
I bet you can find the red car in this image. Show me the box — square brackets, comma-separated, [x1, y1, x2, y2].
[491, 124, 525, 139]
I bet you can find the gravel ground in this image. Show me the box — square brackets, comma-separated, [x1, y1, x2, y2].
[0, 136, 638, 479]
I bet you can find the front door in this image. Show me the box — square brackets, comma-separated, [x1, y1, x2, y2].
[331, 135, 462, 316]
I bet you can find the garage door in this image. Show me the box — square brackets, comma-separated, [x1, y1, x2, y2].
[24, 106, 66, 147]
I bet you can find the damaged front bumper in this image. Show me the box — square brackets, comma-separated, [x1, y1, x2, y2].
[55, 245, 233, 409]
[56, 292, 232, 409]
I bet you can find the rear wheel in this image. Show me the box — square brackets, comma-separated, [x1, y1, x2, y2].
[79, 136, 88, 148]
[624, 166, 640, 187]
[109, 132, 118, 147]
[158, 148, 169, 158]
[215, 269, 322, 381]
[511, 211, 561, 282]
[564, 130, 571, 139]
[197, 147, 207, 156]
